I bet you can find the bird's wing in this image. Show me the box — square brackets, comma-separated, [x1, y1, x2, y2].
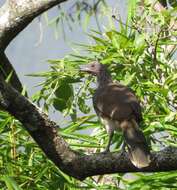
[93, 83, 142, 123]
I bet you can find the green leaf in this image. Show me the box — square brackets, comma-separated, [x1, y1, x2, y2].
[53, 98, 67, 112]
[127, 0, 137, 24]
[53, 83, 74, 112]
[2, 175, 23, 190]
[78, 96, 90, 114]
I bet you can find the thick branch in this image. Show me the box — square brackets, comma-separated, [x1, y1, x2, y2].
[0, 0, 68, 91]
[0, 52, 23, 92]
[0, 0, 176, 180]
[77, 147, 177, 179]
[0, 75, 81, 179]
[0, 0, 67, 50]
[0, 77, 177, 180]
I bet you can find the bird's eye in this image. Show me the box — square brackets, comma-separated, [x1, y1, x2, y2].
[91, 64, 94, 67]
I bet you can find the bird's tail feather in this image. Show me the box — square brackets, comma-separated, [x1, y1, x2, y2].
[121, 120, 151, 168]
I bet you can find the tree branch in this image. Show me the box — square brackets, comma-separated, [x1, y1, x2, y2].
[0, 77, 177, 180]
[0, 0, 177, 181]
[0, 0, 68, 50]
[0, 0, 68, 92]
[0, 52, 23, 92]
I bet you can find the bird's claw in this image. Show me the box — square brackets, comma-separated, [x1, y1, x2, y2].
[119, 149, 126, 156]
[119, 142, 126, 156]
[102, 148, 110, 154]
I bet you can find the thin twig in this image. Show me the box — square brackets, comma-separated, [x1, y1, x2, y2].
[93, 0, 102, 33]
[35, 16, 43, 47]
[112, 15, 153, 50]
[153, 28, 163, 63]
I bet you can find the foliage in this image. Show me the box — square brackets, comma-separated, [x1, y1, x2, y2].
[0, 0, 177, 189]
[45, 0, 107, 38]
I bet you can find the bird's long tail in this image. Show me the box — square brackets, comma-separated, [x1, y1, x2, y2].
[120, 119, 151, 168]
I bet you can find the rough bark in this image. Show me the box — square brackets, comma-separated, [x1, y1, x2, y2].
[0, 52, 23, 92]
[0, 77, 177, 180]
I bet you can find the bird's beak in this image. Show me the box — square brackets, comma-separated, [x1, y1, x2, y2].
[79, 65, 91, 73]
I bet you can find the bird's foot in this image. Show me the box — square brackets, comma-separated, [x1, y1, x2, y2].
[119, 149, 126, 156]
[119, 143, 126, 156]
[101, 148, 110, 154]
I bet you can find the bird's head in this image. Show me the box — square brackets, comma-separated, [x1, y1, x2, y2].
[80, 61, 107, 76]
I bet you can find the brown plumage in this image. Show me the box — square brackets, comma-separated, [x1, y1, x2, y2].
[80, 61, 151, 168]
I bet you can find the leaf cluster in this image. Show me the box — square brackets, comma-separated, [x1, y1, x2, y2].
[0, 0, 177, 189]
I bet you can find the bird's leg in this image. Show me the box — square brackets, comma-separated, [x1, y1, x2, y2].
[122, 142, 126, 151]
[103, 130, 114, 153]
[119, 142, 126, 155]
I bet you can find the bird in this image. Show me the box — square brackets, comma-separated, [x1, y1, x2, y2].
[80, 61, 151, 168]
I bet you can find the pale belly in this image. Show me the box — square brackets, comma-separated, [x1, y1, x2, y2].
[100, 117, 121, 135]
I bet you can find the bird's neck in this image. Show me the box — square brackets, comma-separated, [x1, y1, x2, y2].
[97, 70, 112, 88]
